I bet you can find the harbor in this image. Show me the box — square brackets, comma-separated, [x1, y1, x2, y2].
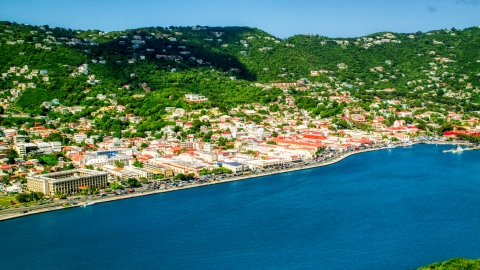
[2, 144, 480, 270]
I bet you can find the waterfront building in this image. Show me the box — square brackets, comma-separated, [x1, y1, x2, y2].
[124, 165, 154, 181]
[26, 169, 108, 196]
[143, 163, 174, 178]
[151, 157, 206, 176]
[221, 162, 249, 173]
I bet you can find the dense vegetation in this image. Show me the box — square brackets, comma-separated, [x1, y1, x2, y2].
[418, 258, 480, 269]
[0, 21, 479, 124]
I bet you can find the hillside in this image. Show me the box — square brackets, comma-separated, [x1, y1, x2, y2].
[0, 21, 480, 134]
[418, 258, 480, 269]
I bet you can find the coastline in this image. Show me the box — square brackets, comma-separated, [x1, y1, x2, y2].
[0, 142, 471, 222]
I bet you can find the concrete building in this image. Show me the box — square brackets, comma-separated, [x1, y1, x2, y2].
[143, 163, 174, 178]
[84, 151, 131, 168]
[15, 143, 39, 158]
[124, 165, 154, 181]
[26, 169, 108, 196]
[13, 135, 28, 144]
[36, 142, 53, 154]
[221, 162, 249, 173]
[3, 129, 18, 140]
[195, 150, 218, 163]
[103, 165, 138, 179]
[50, 142, 62, 152]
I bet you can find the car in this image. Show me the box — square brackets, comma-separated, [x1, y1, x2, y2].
[128, 189, 135, 193]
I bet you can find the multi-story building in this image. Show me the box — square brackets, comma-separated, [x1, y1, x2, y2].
[50, 142, 62, 152]
[36, 142, 53, 154]
[15, 143, 39, 158]
[143, 163, 174, 178]
[3, 129, 18, 140]
[26, 169, 108, 196]
[124, 165, 154, 181]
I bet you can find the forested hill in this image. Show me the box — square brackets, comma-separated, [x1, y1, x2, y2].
[0, 21, 480, 118]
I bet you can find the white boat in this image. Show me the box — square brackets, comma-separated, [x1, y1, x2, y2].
[444, 145, 464, 153]
[83, 201, 96, 207]
[452, 145, 464, 153]
[387, 144, 396, 149]
[403, 141, 413, 147]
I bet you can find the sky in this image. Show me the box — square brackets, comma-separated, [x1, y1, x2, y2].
[0, 0, 479, 38]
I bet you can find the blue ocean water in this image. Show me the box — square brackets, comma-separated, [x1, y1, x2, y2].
[1, 145, 480, 270]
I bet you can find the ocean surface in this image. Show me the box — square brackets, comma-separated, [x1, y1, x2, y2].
[1, 144, 480, 270]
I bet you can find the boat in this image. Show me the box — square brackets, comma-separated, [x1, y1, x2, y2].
[443, 145, 464, 153]
[83, 201, 96, 207]
[387, 144, 396, 149]
[452, 145, 464, 153]
[402, 141, 413, 147]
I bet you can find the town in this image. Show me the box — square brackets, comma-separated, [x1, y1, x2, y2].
[1, 90, 478, 212]
[1, 22, 480, 215]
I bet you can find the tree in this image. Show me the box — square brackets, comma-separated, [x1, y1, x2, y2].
[29, 191, 40, 201]
[174, 173, 186, 181]
[109, 181, 124, 190]
[126, 178, 141, 188]
[132, 159, 144, 168]
[114, 160, 125, 168]
[15, 194, 29, 203]
[63, 163, 75, 170]
[1, 176, 10, 186]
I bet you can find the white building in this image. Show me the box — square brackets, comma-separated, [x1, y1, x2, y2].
[124, 165, 153, 181]
[221, 162, 249, 173]
[50, 142, 62, 152]
[36, 142, 53, 154]
[74, 134, 88, 143]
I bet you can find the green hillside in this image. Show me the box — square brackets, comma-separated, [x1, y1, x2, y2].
[0, 21, 480, 123]
[418, 258, 480, 269]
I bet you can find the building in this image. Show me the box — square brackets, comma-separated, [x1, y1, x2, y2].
[15, 143, 39, 158]
[3, 129, 18, 140]
[143, 163, 174, 178]
[221, 162, 249, 173]
[184, 93, 208, 103]
[102, 165, 138, 179]
[124, 165, 154, 181]
[74, 134, 88, 143]
[26, 169, 108, 196]
[36, 142, 53, 154]
[50, 142, 62, 152]
[195, 150, 218, 163]
[13, 135, 28, 144]
[83, 151, 132, 168]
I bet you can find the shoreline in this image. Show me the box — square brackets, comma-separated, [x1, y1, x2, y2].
[0, 142, 472, 221]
